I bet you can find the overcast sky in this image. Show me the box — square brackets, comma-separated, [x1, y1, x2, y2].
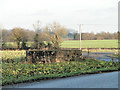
[0, 0, 119, 33]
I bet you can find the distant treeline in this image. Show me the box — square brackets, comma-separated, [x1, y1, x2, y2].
[1, 22, 68, 50]
[2, 29, 119, 43]
[67, 32, 118, 40]
[1, 20, 119, 50]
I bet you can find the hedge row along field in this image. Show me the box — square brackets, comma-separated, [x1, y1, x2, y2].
[5, 40, 118, 49]
[2, 59, 119, 86]
[1, 50, 118, 64]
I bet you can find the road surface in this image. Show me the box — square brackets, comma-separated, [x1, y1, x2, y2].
[3, 71, 118, 88]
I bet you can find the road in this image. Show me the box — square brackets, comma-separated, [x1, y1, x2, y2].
[3, 71, 118, 88]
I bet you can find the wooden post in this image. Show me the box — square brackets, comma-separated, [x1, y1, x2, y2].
[26, 50, 28, 62]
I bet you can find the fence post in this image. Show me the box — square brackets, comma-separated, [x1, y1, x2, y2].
[26, 50, 28, 62]
[87, 49, 90, 59]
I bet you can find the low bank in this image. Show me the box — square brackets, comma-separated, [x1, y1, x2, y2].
[2, 59, 119, 86]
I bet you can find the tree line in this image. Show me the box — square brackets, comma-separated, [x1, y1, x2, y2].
[1, 22, 68, 50]
[68, 32, 118, 40]
[0, 21, 119, 50]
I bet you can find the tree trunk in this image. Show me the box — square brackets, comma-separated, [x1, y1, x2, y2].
[17, 42, 20, 49]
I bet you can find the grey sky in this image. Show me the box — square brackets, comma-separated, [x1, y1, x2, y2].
[0, 0, 119, 33]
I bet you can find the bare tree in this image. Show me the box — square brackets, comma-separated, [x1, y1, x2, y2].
[10, 27, 27, 49]
[44, 22, 68, 49]
[32, 20, 46, 49]
[2, 29, 9, 42]
[0, 25, 9, 49]
[33, 20, 42, 32]
[0, 25, 3, 49]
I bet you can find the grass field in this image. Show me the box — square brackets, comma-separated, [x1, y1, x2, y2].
[61, 40, 118, 48]
[5, 40, 118, 49]
[1, 50, 26, 61]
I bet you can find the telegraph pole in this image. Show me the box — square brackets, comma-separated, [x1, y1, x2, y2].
[79, 24, 82, 50]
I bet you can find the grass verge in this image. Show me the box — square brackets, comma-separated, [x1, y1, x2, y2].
[2, 59, 119, 86]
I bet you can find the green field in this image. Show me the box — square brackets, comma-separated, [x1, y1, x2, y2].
[5, 40, 118, 49]
[61, 40, 118, 48]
